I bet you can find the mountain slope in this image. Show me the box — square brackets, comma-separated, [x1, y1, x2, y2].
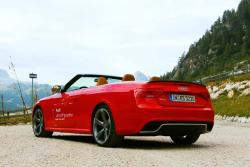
[0, 69, 51, 111]
[134, 71, 149, 81]
[0, 69, 14, 85]
[161, 0, 250, 81]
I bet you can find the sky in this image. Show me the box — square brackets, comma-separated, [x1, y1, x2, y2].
[0, 0, 241, 85]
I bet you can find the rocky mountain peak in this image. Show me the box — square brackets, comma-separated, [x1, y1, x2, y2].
[134, 71, 149, 81]
[0, 69, 10, 78]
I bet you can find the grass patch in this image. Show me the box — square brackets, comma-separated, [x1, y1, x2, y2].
[229, 72, 250, 82]
[213, 94, 250, 117]
[0, 114, 32, 125]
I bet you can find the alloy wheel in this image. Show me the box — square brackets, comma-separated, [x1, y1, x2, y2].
[93, 108, 111, 144]
[33, 109, 43, 136]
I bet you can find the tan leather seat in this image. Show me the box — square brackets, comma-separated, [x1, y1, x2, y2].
[122, 74, 135, 81]
[51, 85, 61, 94]
[149, 76, 161, 82]
[96, 77, 108, 86]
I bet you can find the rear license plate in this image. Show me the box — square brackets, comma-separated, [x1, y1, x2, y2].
[170, 94, 196, 103]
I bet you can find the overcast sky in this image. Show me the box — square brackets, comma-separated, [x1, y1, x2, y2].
[0, 0, 241, 85]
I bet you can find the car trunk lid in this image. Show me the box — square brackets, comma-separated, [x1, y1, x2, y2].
[142, 81, 210, 108]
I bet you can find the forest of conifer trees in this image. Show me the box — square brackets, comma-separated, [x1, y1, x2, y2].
[162, 0, 250, 81]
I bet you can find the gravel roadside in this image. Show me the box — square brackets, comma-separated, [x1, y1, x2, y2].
[0, 120, 250, 167]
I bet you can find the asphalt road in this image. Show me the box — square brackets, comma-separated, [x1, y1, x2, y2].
[0, 120, 250, 167]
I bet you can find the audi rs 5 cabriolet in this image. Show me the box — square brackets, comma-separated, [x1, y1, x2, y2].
[32, 74, 214, 147]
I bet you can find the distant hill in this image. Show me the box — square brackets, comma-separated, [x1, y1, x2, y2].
[0, 69, 51, 111]
[161, 0, 250, 81]
[0, 69, 14, 85]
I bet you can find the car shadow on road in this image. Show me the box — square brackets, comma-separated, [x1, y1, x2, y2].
[52, 135, 95, 144]
[51, 135, 212, 150]
[122, 138, 211, 150]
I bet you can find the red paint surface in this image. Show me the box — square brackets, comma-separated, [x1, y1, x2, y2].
[33, 81, 214, 135]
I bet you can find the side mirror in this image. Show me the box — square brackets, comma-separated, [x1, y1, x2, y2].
[51, 85, 62, 94]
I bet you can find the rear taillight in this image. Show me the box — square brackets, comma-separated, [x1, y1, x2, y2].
[134, 88, 166, 108]
[134, 89, 164, 99]
[201, 91, 211, 101]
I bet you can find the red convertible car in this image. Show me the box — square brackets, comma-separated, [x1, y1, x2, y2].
[32, 74, 214, 147]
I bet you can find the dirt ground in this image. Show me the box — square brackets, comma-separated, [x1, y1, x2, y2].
[0, 120, 250, 167]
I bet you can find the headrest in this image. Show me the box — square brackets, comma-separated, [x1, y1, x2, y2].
[149, 76, 161, 82]
[122, 74, 135, 81]
[96, 77, 108, 86]
[51, 85, 61, 94]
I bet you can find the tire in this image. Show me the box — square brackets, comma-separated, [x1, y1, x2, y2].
[92, 105, 124, 147]
[32, 107, 53, 137]
[170, 134, 200, 145]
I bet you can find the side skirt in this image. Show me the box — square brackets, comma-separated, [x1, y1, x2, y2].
[46, 127, 92, 134]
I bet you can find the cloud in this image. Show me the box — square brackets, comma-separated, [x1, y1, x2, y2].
[0, 0, 241, 84]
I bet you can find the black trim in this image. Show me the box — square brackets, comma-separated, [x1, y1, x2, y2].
[148, 80, 206, 87]
[140, 121, 213, 136]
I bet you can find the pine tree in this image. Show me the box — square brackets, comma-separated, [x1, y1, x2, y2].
[161, 0, 250, 81]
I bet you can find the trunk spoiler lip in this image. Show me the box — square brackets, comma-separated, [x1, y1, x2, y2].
[147, 80, 206, 87]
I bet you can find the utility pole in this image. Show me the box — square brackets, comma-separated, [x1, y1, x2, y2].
[29, 73, 37, 108]
[9, 56, 27, 115]
[1, 95, 4, 117]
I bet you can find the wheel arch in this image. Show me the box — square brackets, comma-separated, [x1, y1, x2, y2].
[91, 101, 117, 133]
[32, 104, 42, 118]
[32, 104, 49, 130]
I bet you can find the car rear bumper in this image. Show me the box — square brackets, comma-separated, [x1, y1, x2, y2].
[116, 107, 214, 135]
[140, 122, 211, 136]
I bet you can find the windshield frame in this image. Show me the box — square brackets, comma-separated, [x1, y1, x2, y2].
[61, 74, 122, 93]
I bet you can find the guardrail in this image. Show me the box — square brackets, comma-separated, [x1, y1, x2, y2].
[198, 64, 250, 84]
[0, 108, 32, 117]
